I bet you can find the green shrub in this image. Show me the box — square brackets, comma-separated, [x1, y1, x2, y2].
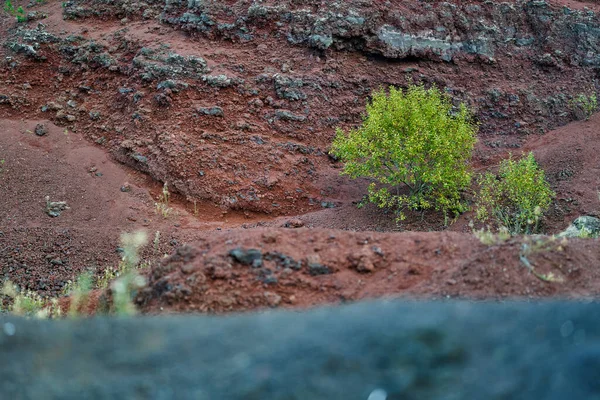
[330, 84, 478, 221]
[570, 93, 597, 121]
[475, 152, 554, 234]
[3, 0, 14, 13]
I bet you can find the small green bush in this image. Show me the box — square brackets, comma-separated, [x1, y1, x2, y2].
[330, 84, 478, 221]
[475, 152, 554, 235]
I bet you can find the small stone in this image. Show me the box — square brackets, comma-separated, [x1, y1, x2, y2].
[56, 110, 77, 122]
[130, 153, 148, 164]
[249, 98, 264, 109]
[285, 218, 305, 228]
[229, 248, 263, 266]
[349, 250, 375, 273]
[197, 106, 224, 117]
[308, 262, 332, 276]
[372, 246, 385, 257]
[263, 291, 281, 307]
[181, 264, 195, 274]
[34, 123, 48, 136]
[44, 102, 63, 111]
[45, 196, 69, 218]
[275, 110, 306, 122]
[262, 276, 278, 285]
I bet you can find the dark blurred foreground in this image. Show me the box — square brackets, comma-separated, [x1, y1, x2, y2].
[0, 301, 599, 399]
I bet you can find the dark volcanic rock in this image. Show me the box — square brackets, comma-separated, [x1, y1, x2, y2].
[229, 248, 263, 265]
[34, 123, 48, 136]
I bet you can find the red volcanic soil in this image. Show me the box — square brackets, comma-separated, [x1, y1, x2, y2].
[136, 228, 600, 314]
[0, 0, 600, 314]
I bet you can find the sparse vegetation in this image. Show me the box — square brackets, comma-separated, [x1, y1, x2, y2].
[519, 236, 566, 283]
[472, 225, 511, 246]
[66, 271, 93, 317]
[96, 266, 118, 289]
[1, 282, 45, 316]
[569, 92, 597, 121]
[1, 231, 150, 318]
[331, 84, 478, 222]
[475, 152, 554, 235]
[104, 231, 149, 315]
[4, 0, 26, 22]
[155, 182, 173, 218]
[109, 272, 146, 316]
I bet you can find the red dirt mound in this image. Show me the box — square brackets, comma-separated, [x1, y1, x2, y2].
[136, 228, 600, 314]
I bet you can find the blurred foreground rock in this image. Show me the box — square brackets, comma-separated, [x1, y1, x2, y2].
[1, 301, 599, 399]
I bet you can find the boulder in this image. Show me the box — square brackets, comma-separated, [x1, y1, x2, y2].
[558, 216, 600, 238]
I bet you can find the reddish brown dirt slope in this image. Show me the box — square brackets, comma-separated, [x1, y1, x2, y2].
[0, 1, 600, 313]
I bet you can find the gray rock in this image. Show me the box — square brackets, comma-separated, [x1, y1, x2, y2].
[130, 153, 148, 164]
[203, 74, 233, 88]
[2, 302, 600, 399]
[274, 75, 306, 101]
[558, 216, 600, 238]
[263, 291, 281, 306]
[34, 123, 48, 136]
[229, 248, 263, 265]
[197, 106, 224, 117]
[275, 110, 306, 122]
[307, 262, 331, 276]
[377, 25, 461, 61]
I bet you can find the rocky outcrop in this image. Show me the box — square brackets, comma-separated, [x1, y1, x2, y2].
[64, 0, 600, 66]
[1, 301, 600, 399]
